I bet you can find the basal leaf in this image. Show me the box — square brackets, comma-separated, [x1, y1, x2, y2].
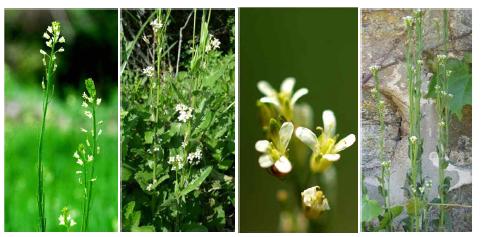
[361, 195, 383, 222]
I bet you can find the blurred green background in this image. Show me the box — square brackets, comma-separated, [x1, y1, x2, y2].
[4, 9, 118, 231]
[239, 8, 358, 232]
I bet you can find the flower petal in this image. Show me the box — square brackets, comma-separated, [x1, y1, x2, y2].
[257, 81, 276, 96]
[274, 156, 292, 174]
[255, 140, 270, 153]
[260, 96, 280, 108]
[322, 110, 336, 137]
[281, 77, 295, 95]
[323, 153, 340, 161]
[333, 134, 356, 153]
[279, 122, 294, 151]
[258, 155, 274, 168]
[295, 127, 318, 152]
[291, 88, 309, 106]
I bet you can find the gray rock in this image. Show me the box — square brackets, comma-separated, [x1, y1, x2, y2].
[361, 9, 472, 231]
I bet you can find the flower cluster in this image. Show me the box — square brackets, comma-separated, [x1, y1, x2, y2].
[175, 103, 194, 123]
[295, 110, 356, 173]
[150, 18, 163, 33]
[142, 66, 155, 77]
[168, 154, 184, 171]
[206, 34, 221, 52]
[58, 207, 76, 229]
[41, 21, 65, 55]
[187, 147, 203, 165]
[301, 186, 330, 218]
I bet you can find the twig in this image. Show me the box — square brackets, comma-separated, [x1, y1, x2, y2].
[176, 12, 193, 77]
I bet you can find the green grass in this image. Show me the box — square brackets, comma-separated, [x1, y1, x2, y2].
[4, 67, 118, 231]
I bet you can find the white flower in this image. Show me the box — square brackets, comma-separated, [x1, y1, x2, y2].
[256, 122, 294, 176]
[58, 207, 76, 227]
[76, 159, 84, 166]
[82, 92, 91, 102]
[87, 155, 93, 162]
[150, 18, 163, 32]
[142, 66, 155, 77]
[57, 47, 64, 53]
[84, 111, 93, 119]
[295, 110, 356, 172]
[58, 214, 65, 225]
[257, 78, 308, 118]
[369, 65, 380, 74]
[168, 154, 184, 171]
[181, 141, 188, 148]
[206, 34, 221, 52]
[175, 103, 194, 123]
[81, 128, 88, 133]
[437, 54, 447, 62]
[58, 36, 65, 43]
[40, 49, 47, 55]
[97, 129, 102, 136]
[76, 170, 82, 174]
[82, 101, 88, 108]
[90, 178, 97, 182]
[187, 147, 203, 165]
[47, 26, 53, 33]
[410, 135, 418, 144]
[96, 98, 102, 106]
[73, 151, 80, 159]
[301, 186, 330, 218]
[403, 16, 414, 28]
[146, 183, 153, 191]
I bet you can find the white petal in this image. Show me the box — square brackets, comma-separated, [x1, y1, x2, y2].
[258, 155, 274, 168]
[281, 77, 295, 95]
[333, 134, 356, 153]
[322, 110, 336, 136]
[260, 96, 280, 108]
[295, 127, 318, 152]
[279, 122, 294, 151]
[291, 88, 308, 106]
[257, 81, 276, 96]
[323, 153, 340, 161]
[255, 140, 270, 153]
[274, 156, 292, 174]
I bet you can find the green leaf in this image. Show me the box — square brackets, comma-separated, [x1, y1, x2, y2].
[180, 166, 213, 197]
[426, 55, 472, 120]
[122, 166, 133, 181]
[362, 195, 383, 222]
[181, 223, 208, 232]
[144, 131, 154, 144]
[378, 205, 404, 229]
[406, 197, 424, 216]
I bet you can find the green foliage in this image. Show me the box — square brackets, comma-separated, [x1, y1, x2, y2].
[362, 195, 383, 223]
[426, 53, 472, 120]
[121, 9, 234, 231]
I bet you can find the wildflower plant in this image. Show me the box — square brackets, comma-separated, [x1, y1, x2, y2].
[71, 78, 103, 231]
[403, 10, 427, 231]
[121, 9, 234, 231]
[37, 21, 65, 232]
[255, 77, 356, 231]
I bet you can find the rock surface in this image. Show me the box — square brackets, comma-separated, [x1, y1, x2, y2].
[361, 9, 472, 231]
